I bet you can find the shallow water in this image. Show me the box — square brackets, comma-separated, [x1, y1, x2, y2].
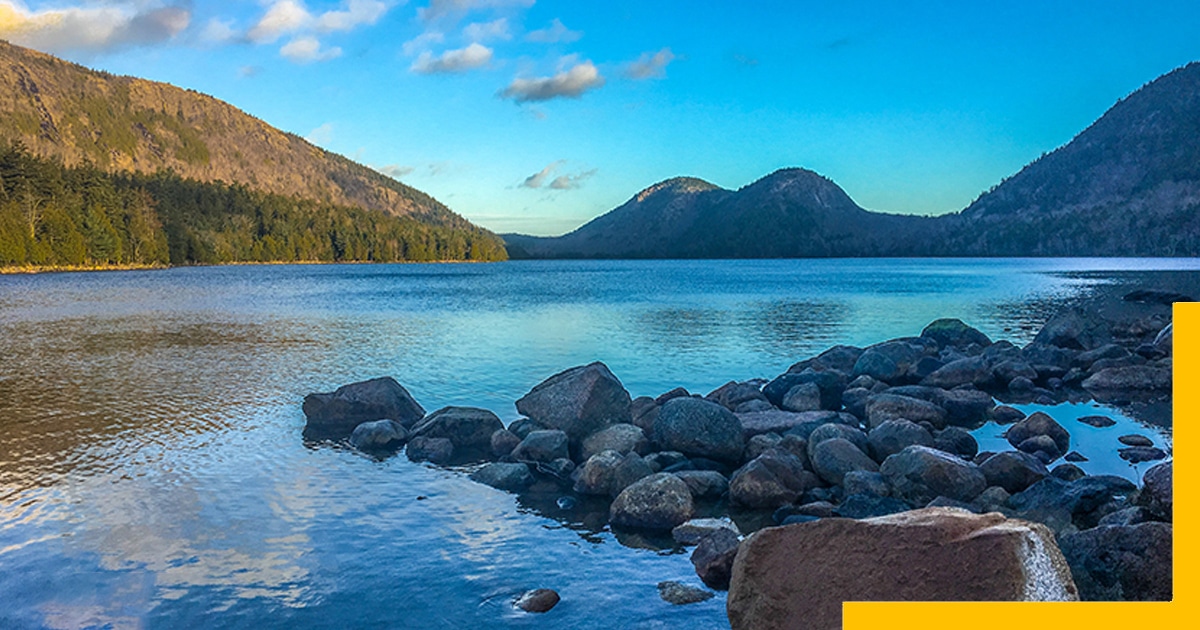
[0, 259, 1189, 629]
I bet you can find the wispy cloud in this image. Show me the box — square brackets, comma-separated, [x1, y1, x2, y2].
[402, 30, 445, 55]
[376, 164, 415, 179]
[418, 0, 534, 23]
[499, 60, 604, 103]
[281, 36, 343, 63]
[315, 0, 389, 33]
[411, 42, 493, 73]
[521, 162, 595, 191]
[305, 122, 336, 145]
[625, 47, 676, 80]
[521, 161, 565, 188]
[462, 17, 510, 42]
[0, 1, 190, 55]
[548, 169, 596, 190]
[243, 0, 388, 63]
[525, 18, 581, 43]
[246, 0, 312, 44]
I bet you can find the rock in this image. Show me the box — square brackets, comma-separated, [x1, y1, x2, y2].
[1077, 415, 1116, 428]
[1033, 307, 1112, 350]
[406, 436, 454, 464]
[867, 419, 934, 462]
[510, 430, 570, 463]
[1118, 434, 1154, 447]
[729, 450, 817, 508]
[1098, 507, 1154, 527]
[865, 394, 947, 430]
[691, 528, 741, 590]
[937, 388, 995, 427]
[609, 473, 695, 531]
[579, 423, 649, 461]
[302, 377, 426, 440]
[349, 419, 409, 451]
[573, 450, 652, 497]
[673, 470, 729, 499]
[1017, 435, 1064, 464]
[979, 451, 1049, 494]
[644, 451, 688, 471]
[880, 445, 987, 506]
[469, 462, 534, 492]
[655, 387, 691, 405]
[991, 405, 1027, 424]
[790, 345, 864, 374]
[1154, 323, 1173, 354]
[1075, 343, 1130, 368]
[973, 486, 1011, 512]
[1064, 451, 1088, 463]
[1123, 289, 1192, 305]
[630, 396, 660, 431]
[921, 318, 991, 349]
[706, 380, 769, 412]
[841, 387, 872, 419]
[734, 399, 774, 413]
[740, 409, 856, 438]
[921, 356, 992, 389]
[1006, 412, 1070, 456]
[1081, 366, 1172, 391]
[835, 493, 911, 519]
[727, 508, 1078, 630]
[933, 426, 978, 460]
[654, 397, 746, 462]
[1007, 475, 1138, 534]
[515, 362, 632, 445]
[852, 339, 932, 383]
[780, 382, 823, 412]
[514, 588, 560, 613]
[806, 423, 869, 459]
[1051, 464, 1087, 482]
[763, 371, 845, 410]
[1059, 523, 1172, 601]
[411, 406, 504, 453]
[843, 470, 890, 497]
[992, 359, 1038, 384]
[1139, 462, 1172, 521]
[536, 457, 576, 481]
[672, 517, 741, 545]
[1118, 446, 1167, 463]
[490, 428, 521, 459]
[657, 581, 714, 605]
[810, 438, 879, 487]
[925, 496, 982, 512]
[743, 433, 783, 461]
[1008, 376, 1036, 391]
[506, 418, 545, 440]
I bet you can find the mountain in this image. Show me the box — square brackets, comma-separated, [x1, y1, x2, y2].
[0, 40, 488, 232]
[507, 61, 1200, 258]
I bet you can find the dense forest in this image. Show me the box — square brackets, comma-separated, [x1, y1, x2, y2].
[0, 142, 507, 269]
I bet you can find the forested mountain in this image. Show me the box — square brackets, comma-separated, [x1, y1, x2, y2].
[507, 61, 1200, 259]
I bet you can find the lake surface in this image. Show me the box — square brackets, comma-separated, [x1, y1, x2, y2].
[0, 258, 1189, 629]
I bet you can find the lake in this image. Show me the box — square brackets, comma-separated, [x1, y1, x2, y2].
[0, 258, 1189, 629]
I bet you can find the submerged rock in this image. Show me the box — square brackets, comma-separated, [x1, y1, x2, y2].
[349, 419, 408, 451]
[514, 588, 560, 613]
[469, 462, 534, 492]
[657, 581, 714, 605]
[302, 377, 425, 440]
[406, 436, 454, 464]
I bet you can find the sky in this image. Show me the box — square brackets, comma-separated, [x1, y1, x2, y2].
[2, 1, 1200, 236]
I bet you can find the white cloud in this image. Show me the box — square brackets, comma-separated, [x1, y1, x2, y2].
[418, 0, 534, 23]
[625, 47, 676, 80]
[525, 18, 580, 43]
[376, 164, 415, 179]
[411, 42, 492, 73]
[521, 161, 564, 188]
[402, 30, 444, 55]
[200, 18, 238, 44]
[281, 36, 343, 63]
[0, 1, 190, 55]
[315, 0, 389, 33]
[548, 169, 596, 190]
[462, 17, 509, 42]
[305, 122, 336, 145]
[499, 60, 604, 103]
[246, 0, 311, 44]
[521, 161, 595, 190]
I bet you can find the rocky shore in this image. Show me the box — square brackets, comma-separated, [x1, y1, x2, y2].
[301, 295, 1176, 625]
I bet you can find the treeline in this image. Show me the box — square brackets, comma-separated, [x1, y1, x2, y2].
[0, 142, 507, 268]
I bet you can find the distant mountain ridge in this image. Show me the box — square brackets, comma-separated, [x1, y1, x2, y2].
[507, 61, 1200, 258]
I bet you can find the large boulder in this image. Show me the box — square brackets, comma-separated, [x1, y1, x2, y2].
[809, 438, 879, 487]
[762, 371, 845, 410]
[1059, 523, 1172, 601]
[510, 429, 570, 463]
[1081, 366, 1172, 392]
[706, 381, 769, 411]
[411, 406, 504, 453]
[579, 423, 649, 461]
[691, 528, 741, 590]
[302, 377, 426, 440]
[729, 450, 816, 509]
[1006, 412, 1070, 457]
[515, 362, 632, 444]
[920, 356, 993, 389]
[979, 451, 1049, 494]
[1033, 307, 1112, 350]
[805, 423, 869, 459]
[1138, 462, 1172, 521]
[654, 397, 746, 462]
[1007, 475, 1139, 534]
[673, 470, 730, 500]
[852, 339, 933, 383]
[921, 318, 991, 349]
[349, 419, 409, 451]
[880, 445, 987, 506]
[609, 473, 695, 531]
[727, 508, 1078, 630]
[865, 393, 948, 430]
[867, 419, 934, 462]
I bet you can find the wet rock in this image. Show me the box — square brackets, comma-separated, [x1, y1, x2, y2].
[1098, 507, 1154, 527]
[727, 508, 1078, 630]
[515, 362, 632, 445]
[933, 426, 978, 460]
[806, 423, 869, 459]
[742, 410, 856, 438]
[763, 371, 845, 410]
[706, 380, 769, 412]
[852, 339, 933, 383]
[573, 450, 651, 497]
[412, 406, 505, 453]
[991, 405, 1027, 424]
[691, 528, 741, 590]
[743, 433, 783, 462]
[514, 588, 560, 613]
[835, 493, 911, 519]
[672, 517, 741, 545]
[1051, 464, 1087, 482]
[921, 318, 991, 349]
[867, 419, 934, 462]
[644, 451, 688, 471]
[579, 423, 649, 461]
[1059, 523, 1172, 601]
[349, 419, 409, 451]
[921, 356, 992, 389]
[1064, 451, 1088, 462]
[302, 377, 426, 440]
[979, 451, 1049, 494]
[536, 457, 576, 481]
[1017, 435, 1064, 464]
[1118, 434, 1154, 447]
[609, 473, 695, 531]
[865, 394, 947, 430]
[511, 430, 570, 464]
[1118, 446, 1167, 463]
[630, 396, 660, 432]
[992, 360, 1038, 385]
[880, 445, 987, 506]
[1081, 366, 1172, 392]
[655, 387, 691, 405]
[507, 418, 545, 440]
[843, 470, 890, 497]
[1006, 412, 1070, 456]
[729, 450, 817, 508]
[810, 438, 879, 487]
[780, 382, 823, 412]
[406, 436, 454, 464]
[1077, 415, 1116, 428]
[1033, 307, 1112, 350]
[654, 397, 746, 463]
[657, 581, 714, 605]
[490, 428, 521, 459]
[672, 470, 729, 500]
[1139, 462, 1172, 521]
[470, 462, 534, 492]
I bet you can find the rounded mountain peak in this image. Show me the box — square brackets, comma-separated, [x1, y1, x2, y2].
[634, 177, 721, 202]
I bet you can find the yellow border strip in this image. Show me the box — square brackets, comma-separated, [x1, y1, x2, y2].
[844, 302, 1190, 628]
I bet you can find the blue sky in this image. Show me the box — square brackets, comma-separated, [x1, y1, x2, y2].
[3, 1, 1200, 235]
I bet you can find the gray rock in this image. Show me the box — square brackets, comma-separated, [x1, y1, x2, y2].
[1098, 507, 1154, 527]
[406, 436, 454, 464]
[1006, 411, 1070, 455]
[973, 486, 1011, 512]
[810, 438, 879, 487]
[880, 445, 987, 506]
[490, 428, 521, 459]
[1059, 523, 1172, 601]
[1082, 366, 1172, 391]
[841, 387, 872, 419]
[515, 362, 632, 445]
[933, 426, 978, 460]
[1077, 415, 1116, 428]
[349, 419, 409, 451]
[867, 419, 934, 462]
[1017, 434, 1064, 464]
[835, 493, 912, 519]
[1118, 446, 1167, 464]
[806, 423, 869, 460]
[979, 451, 1049, 494]
[920, 318, 991, 349]
[673, 470, 730, 499]
[921, 356, 992, 389]
[706, 380, 769, 412]
[579, 423, 649, 461]
[672, 517, 741, 545]
[763, 371, 845, 410]
[991, 405, 1026, 424]
[644, 451, 688, 471]
[657, 581, 715, 605]
[1138, 462, 1172, 521]
[1051, 464, 1087, 482]
[302, 377, 426, 440]
[843, 470, 890, 497]
[507, 418, 545, 440]
[469, 462, 534, 492]
[1007, 475, 1138, 534]
[691, 528, 741, 590]
[514, 588, 560, 613]
[1075, 343, 1130, 368]
[992, 360, 1038, 384]
[781, 382, 823, 412]
[790, 345, 864, 374]
[743, 433, 783, 462]
[729, 449, 817, 508]
[609, 473, 695, 531]
[631, 396, 660, 431]
[865, 394, 948, 430]
[572, 450, 652, 497]
[411, 406, 505, 453]
[655, 387, 691, 405]
[740, 410, 856, 438]
[1033, 307, 1112, 350]
[654, 397, 746, 462]
[511, 430, 570, 463]
[1118, 434, 1154, 447]
[852, 339, 932, 383]
[734, 399, 775, 413]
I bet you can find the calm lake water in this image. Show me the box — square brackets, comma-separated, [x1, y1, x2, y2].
[0, 259, 1189, 629]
